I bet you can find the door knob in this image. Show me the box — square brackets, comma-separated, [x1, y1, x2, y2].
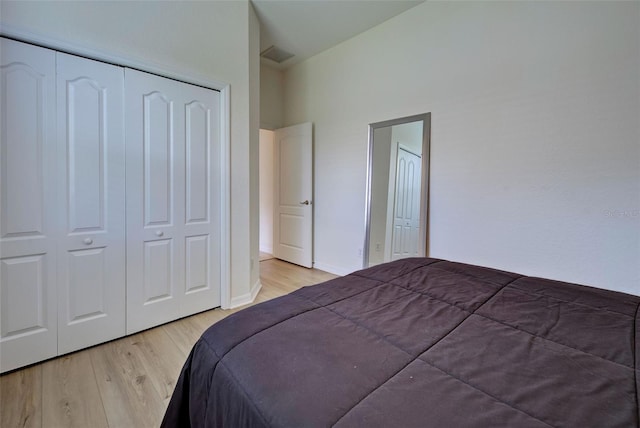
[155, 230, 164, 237]
[299, 200, 310, 205]
[83, 238, 93, 245]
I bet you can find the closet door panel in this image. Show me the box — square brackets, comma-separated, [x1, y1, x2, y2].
[2, 67, 45, 236]
[185, 101, 209, 224]
[185, 234, 208, 294]
[65, 78, 104, 230]
[126, 69, 220, 333]
[141, 93, 177, 303]
[180, 85, 220, 315]
[56, 52, 125, 354]
[0, 38, 58, 373]
[144, 92, 173, 226]
[143, 239, 173, 302]
[66, 248, 106, 321]
[126, 69, 183, 334]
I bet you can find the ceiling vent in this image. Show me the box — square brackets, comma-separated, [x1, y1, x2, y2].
[260, 46, 295, 64]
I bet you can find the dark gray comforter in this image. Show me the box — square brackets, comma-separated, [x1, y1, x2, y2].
[162, 258, 640, 427]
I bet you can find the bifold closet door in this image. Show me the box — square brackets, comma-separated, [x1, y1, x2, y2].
[56, 53, 126, 354]
[0, 39, 58, 372]
[125, 69, 221, 334]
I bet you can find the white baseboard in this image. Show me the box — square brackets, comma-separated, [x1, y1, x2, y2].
[228, 279, 262, 309]
[250, 279, 262, 300]
[312, 261, 357, 277]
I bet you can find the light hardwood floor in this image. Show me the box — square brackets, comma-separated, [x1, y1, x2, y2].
[0, 259, 337, 428]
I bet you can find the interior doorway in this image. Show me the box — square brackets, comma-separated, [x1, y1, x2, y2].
[259, 124, 314, 268]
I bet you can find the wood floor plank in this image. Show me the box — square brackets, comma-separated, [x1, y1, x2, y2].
[123, 328, 188, 406]
[260, 259, 337, 294]
[253, 286, 283, 303]
[187, 308, 228, 333]
[161, 316, 208, 357]
[0, 365, 42, 428]
[89, 336, 166, 428]
[41, 352, 108, 428]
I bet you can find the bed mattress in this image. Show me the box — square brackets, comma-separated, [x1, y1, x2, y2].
[162, 258, 640, 427]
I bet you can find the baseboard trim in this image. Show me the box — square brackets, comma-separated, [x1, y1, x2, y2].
[228, 279, 262, 309]
[312, 262, 356, 277]
[250, 279, 262, 301]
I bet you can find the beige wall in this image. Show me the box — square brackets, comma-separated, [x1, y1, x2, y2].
[0, 0, 260, 303]
[260, 63, 284, 130]
[283, 1, 640, 294]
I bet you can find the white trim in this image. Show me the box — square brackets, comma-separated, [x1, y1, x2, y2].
[312, 262, 354, 277]
[251, 279, 262, 302]
[219, 86, 232, 310]
[228, 280, 262, 309]
[0, 25, 232, 314]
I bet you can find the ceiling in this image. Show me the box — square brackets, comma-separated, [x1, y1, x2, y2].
[251, 0, 425, 70]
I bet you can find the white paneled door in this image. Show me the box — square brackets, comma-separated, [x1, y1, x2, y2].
[1, 37, 225, 372]
[0, 39, 58, 372]
[391, 147, 421, 261]
[56, 53, 126, 354]
[273, 123, 313, 268]
[125, 69, 221, 334]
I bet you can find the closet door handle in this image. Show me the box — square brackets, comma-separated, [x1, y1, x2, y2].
[155, 230, 164, 237]
[83, 238, 93, 245]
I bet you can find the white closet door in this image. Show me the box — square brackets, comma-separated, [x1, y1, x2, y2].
[125, 69, 220, 334]
[125, 69, 182, 333]
[180, 81, 221, 315]
[0, 39, 58, 372]
[56, 53, 126, 354]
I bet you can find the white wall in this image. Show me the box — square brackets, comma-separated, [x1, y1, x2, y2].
[283, 1, 640, 295]
[261, 64, 284, 130]
[0, 0, 261, 304]
[259, 130, 275, 253]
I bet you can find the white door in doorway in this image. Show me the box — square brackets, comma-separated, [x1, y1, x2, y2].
[273, 123, 313, 268]
[391, 146, 421, 261]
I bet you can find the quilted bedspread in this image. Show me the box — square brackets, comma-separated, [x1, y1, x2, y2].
[162, 258, 640, 427]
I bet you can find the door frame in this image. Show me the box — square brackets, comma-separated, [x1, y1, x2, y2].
[1, 27, 232, 308]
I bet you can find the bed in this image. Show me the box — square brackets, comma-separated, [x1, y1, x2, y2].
[162, 257, 640, 427]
